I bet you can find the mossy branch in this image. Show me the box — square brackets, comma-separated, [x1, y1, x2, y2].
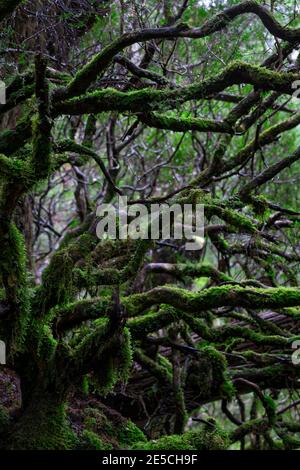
[224, 113, 300, 175]
[144, 262, 232, 283]
[0, 115, 32, 156]
[134, 348, 172, 385]
[54, 2, 300, 100]
[138, 112, 234, 134]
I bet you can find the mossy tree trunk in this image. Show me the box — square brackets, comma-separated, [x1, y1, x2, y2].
[1, 0, 300, 450]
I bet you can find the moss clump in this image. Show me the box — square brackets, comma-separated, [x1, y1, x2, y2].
[82, 375, 89, 395]
[31, 113, 52, 179]
[202, 348, 234, 400]
[0, 155, 31, 181]
[262, 394, 276, 424]
[187, 345, 234, 400]
[0, 114, 32, 156]
[190, 422, 230, 450]
[250, 195, 269, 217]
[33, 319, 58, 362]
[139, 111, 233, 134]
[76, 430, 113, 450]
[206, 203, 257, 233]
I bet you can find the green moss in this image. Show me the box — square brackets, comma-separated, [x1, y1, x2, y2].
[190, 345, 234, 400]
[74, 266, 120, 287]
[206, 203, 257, 233]
[131, 424, 229, 450]
[74, 239, 151, 288]
[214, 236, 230, 251]
[230, 417, 269, 444]
[32, 319, 58, 362]
[9, 396, 75, 450]
[0, 223, 30, 357]
[126, 285, 300, 317]
[91, 327, 133, 395]
[76, 430, 112, 450]
[262, 394, 276, 424]
[220, 380, 235, 399]
[128, 306, 178, 336]
[33, 232, 97, 315]
[0, 154, 31, 181]
[250, 196, 269, 217]
[190, 420, 230, 450]
[0, 0, 25, 19]
[56, 61, 299, 117]
[132, 434, 194, 450]
[118, 328, 133, 382]
[118, 420, 147, 448]
[157, 354, 173, 375]
[135, 348, 172, 385]
[82, 376, 89, 395]
[81, 406, 146, 450]
[0, 113, 32, 156]
[279, 433, 300, 450]
[53, 297, 111, 333]
[31, 114, 52, 178]
[34, 249, 73, 314]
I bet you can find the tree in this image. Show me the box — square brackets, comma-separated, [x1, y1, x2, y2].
[0, 0, 300, 450]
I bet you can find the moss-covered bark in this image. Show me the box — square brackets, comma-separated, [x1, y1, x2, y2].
[7, 391, 73, 450]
